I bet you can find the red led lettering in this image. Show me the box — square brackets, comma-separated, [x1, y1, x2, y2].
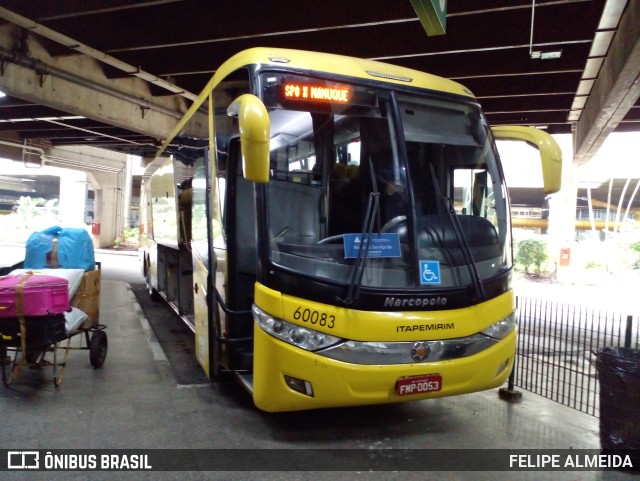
[283, 83, 350, 103]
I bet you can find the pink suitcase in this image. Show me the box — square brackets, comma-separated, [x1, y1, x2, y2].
[0, 272, 69, 318]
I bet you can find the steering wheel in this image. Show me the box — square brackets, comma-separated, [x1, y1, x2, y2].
[317, 234, 345, 245]
[381, 215, 407, 233]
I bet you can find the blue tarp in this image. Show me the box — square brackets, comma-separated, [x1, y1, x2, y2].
[24, 226, 95, 271]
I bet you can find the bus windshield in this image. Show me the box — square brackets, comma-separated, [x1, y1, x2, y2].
[261, 73, 511, 290]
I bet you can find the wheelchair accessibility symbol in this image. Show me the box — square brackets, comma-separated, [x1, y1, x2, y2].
[419, 260, 441, 285]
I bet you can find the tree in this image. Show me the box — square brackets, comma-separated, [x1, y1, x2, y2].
[516, 238, 548, 275]
[15, 196, 45, 229]
[630, 241, 640, 270]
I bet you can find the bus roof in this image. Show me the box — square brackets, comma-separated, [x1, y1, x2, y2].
[217, 47, 474, 97]
[155, 47, 476, 160]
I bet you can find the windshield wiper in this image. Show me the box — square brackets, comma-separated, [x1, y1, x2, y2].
[337, 158, 380, 306]
[428, 164, 486, 301]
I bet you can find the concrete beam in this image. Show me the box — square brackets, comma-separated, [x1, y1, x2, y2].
[573, 0, 640, 165]
[0, 25, 208, 143]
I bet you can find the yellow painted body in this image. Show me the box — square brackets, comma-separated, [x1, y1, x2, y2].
[253, 283, 515, 412]
[192, 253, 210, 377]
[227, 94, 271, 183]
[491, 125, 562, 195]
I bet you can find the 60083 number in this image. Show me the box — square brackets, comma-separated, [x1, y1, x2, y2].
[293, 307, 335, 329]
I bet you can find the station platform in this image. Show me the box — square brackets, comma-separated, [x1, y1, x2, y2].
[0, 250, 637, 480]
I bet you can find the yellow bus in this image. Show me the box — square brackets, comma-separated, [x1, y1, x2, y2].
[140, 47, 561, 412]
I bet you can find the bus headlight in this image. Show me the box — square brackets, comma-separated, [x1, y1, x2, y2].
[252, 305, 343, 351]
[481, 311, 517, 340]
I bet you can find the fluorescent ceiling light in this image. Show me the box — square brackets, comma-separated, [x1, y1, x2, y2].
[530, 50, 562, 60]
[0, 115, 86, 123]
[541, 50, 562, 60]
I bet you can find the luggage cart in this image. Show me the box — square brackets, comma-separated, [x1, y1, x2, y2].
[0, 318, 107, 387]
[0, 263, 106, 387]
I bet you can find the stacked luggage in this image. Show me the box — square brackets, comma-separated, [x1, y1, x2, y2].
[0, 272, 70, 349]
[0, 226, 106, 386]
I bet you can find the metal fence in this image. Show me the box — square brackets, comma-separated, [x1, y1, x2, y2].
[510, 296, 640, 417]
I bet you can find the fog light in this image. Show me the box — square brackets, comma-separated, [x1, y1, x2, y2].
[284, 375, 314, 397]
[495, 359, 509, 377]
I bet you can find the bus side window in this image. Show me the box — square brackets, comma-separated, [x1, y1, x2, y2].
[267, 110, 321, 243]
[453, 167, 496, 225]
[452, 165, 501, 260]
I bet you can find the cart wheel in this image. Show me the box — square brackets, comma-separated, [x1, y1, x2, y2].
[53, 376, 62, 388]
[89, 331, 108, 368]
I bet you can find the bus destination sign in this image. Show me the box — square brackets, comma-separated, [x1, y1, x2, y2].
[283, 83, 351, 103]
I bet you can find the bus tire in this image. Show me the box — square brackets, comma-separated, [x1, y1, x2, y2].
[146, 274, 162, 302]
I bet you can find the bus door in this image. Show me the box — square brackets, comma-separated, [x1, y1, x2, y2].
[221, 138, 256, 373]
[191, 151, 217, 378]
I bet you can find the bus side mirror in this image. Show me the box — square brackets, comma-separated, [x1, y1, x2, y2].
[227, 94, 270, 183]
[491, 125, 562, 195]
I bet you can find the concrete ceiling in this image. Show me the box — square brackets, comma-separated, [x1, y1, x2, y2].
[0, 0, 638, 164]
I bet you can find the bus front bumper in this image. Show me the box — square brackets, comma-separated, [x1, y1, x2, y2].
[252, 324, 516, 412]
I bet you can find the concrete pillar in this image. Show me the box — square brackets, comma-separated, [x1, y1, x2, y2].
[547, 134, 577, 282]
[123, 155, 134, 229]
[87, 170, 119, 248]
[58, 168, 88, 227]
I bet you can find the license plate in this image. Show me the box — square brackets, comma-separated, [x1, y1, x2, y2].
[396, 374, 442, 396]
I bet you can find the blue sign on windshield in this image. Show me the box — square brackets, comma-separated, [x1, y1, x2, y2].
[343, 233, 402, 259]
[419, 260, 441, 285]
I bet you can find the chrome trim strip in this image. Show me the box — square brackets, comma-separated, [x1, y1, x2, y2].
[316, 333, 500, 365]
